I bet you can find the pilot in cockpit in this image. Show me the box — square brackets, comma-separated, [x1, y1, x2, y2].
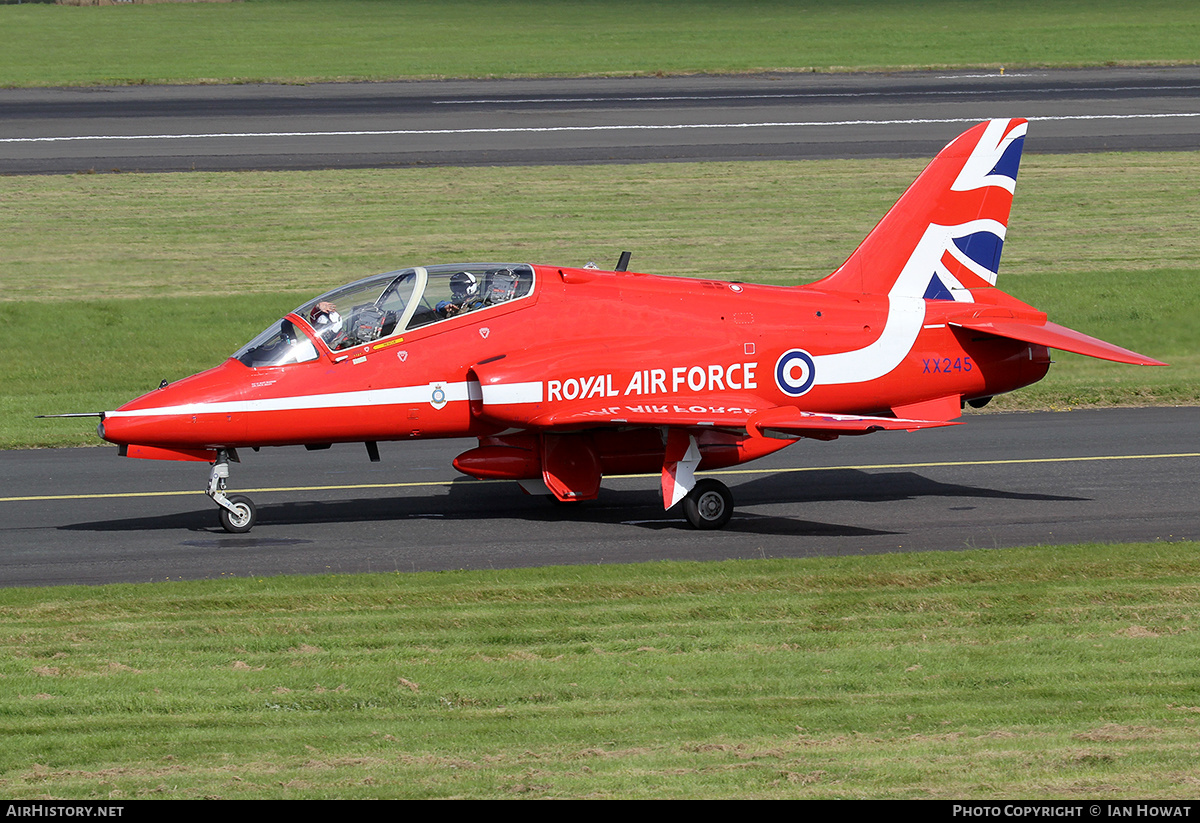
[309, 301, 340, 326]
[437, 270, 481, 317]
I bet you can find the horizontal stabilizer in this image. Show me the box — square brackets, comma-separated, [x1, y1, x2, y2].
[950, 317, 1166, 366]
[748, 406, 961, 440]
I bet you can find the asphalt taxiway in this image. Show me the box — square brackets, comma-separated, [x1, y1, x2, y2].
[4, 407, 1197, 587]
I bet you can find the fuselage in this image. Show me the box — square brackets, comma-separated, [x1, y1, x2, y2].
[99, 261, 1050, 469]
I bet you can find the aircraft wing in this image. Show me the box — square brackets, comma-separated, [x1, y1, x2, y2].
[746, 405, 962, 440]
[522, 394, 767, 430]
[517, 395, 960, 439]
[949, 316, 1166, 366]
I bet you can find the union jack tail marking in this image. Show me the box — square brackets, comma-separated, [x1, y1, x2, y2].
[812, 118, 1027, 301]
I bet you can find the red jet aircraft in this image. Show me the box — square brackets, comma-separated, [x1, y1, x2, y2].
[91, 118, 1164, 533]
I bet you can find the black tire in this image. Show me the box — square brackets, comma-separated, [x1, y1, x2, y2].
[218, 494, 257, 534]
[682, 479, 733, 530]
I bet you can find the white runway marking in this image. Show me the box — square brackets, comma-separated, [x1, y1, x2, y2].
[4, 112, 1198, 145]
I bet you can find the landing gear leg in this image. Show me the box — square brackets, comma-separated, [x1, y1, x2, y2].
[682, 478, 733, 530]
[207, 449, 257, 534]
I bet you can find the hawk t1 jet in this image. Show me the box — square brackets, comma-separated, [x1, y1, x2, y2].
[89, 119, 1164, 532]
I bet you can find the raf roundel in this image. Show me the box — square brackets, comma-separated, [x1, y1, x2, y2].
[775, 349, 817, 397]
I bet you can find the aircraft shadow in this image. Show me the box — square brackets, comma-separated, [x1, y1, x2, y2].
[730, 468, 1084, 507]
[58, 468, 1085, 538]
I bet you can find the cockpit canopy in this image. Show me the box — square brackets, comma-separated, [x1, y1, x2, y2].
[234, 263, 534, 368]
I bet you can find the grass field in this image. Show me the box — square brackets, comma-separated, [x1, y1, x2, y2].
[1, 0, 1198, 87]
[6, 151, 1198, 448]
[2, 543, 1199, 799]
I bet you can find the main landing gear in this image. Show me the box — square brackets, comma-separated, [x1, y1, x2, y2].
[681, 478, 734, 530]
[207, 449, 257, 534]
[200, 445, 733, 533]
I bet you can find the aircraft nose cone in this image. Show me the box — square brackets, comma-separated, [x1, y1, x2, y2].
[101, 360, 249, 449]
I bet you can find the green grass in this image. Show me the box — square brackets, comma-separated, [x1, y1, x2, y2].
[2, 543, 1199, 798]
[1, 0, 1198, 87]
[5, 152, 1197, 447]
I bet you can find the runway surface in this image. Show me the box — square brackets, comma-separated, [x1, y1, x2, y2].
[2, 67, 1199, 172]
[4, 408, 1197, 587]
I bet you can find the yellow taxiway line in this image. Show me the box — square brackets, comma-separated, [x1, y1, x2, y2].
[3, 452, 1198, 504]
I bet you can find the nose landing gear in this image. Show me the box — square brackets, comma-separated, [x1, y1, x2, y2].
[207, 449, 257, 534]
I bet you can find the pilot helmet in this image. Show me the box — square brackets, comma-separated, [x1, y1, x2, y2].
[310, 304, 341, 328]
[450, 271, 479, 299]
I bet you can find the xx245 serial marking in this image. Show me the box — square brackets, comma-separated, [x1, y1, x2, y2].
[923, 356, 974, 375]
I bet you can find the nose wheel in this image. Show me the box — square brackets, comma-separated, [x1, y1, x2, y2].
[207, 450, 258, 533]
[218, 494, 257, 534]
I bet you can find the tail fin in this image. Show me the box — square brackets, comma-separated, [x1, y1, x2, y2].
[812, 118, 1027, 301]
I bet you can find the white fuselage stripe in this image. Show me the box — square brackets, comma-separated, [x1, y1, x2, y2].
[480, 381, 544, 405]
[811, 296, 926, 385]
[106, 382, 477, 417]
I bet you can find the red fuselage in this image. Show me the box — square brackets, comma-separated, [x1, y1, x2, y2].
[100, 263, 1049, 477]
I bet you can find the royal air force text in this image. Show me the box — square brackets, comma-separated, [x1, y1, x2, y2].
[547, 363, 758, 403]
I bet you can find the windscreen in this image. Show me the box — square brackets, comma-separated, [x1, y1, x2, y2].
[233, 319, 319, 368]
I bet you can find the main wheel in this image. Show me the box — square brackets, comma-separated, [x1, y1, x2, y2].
[218, 494, 257, 534]
[682, 479, 733, 530]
